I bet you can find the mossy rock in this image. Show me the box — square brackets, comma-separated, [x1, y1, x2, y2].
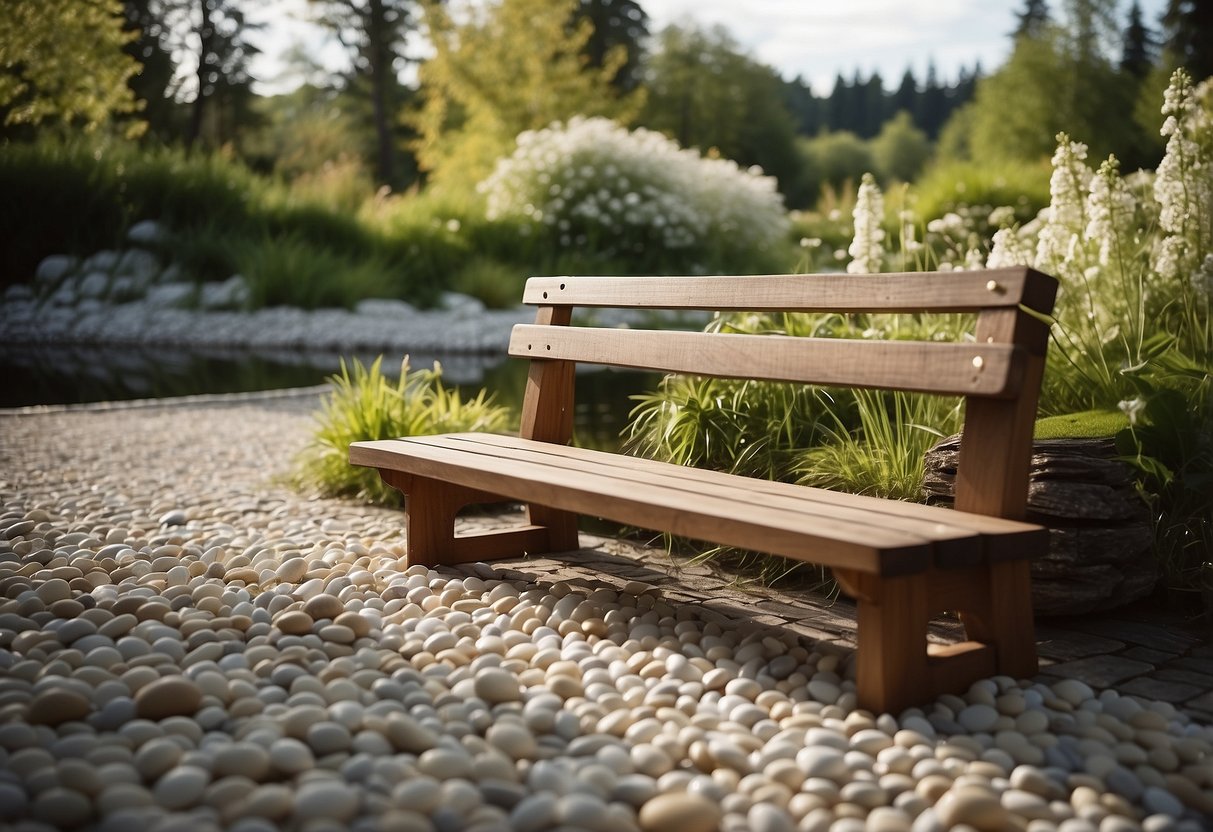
[1034, 409, 1128, 440]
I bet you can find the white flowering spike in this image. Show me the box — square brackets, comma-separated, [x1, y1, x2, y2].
[847, 173, 885, 274]
[1085, 157, 1136, 267]
[986, 227, 1036, 269]
[1152, 69, 1212, 289]
[1036, 134, 1093, 277]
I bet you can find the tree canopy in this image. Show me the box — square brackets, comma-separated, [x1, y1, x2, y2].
[411, 0, 641, 188]
[639, 24, 799, 196]
[0, 0, 141, 132]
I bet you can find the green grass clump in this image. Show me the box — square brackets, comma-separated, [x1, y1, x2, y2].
[798, 389, 961, 501]
[292, 357, 513, 505]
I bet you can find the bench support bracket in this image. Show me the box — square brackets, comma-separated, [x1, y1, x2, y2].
[835, 562, 1033, 714]
[378, 469, 579, 567]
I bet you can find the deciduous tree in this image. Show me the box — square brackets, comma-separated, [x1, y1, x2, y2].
[310, 0, 417, 187]
[0, 0, 141, 132]
[641, 23, 800, 198]
[412, 0, 640, 188]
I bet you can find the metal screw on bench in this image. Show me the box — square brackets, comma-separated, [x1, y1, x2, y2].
[972, 356, 984, 370]
[986, 279, 1002, 292]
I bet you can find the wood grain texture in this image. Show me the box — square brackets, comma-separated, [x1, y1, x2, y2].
[516, 305, 581, 549]
[349, 266, 1060, 710]
[509, 326, 1023, 398]
[523, 268, 1058, 313]
[443, 432, 1046, 567]
[352, 436, 932, 575]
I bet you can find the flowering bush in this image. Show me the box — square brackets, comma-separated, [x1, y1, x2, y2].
[986, 71, 1212, 414]
[839, 69, 1212, 592]
[479, 116, 790, 272]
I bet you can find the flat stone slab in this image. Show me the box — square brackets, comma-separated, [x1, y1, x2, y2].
[1172, 655, 1213, 675]
[1154, 668, 1213, 688]
[1123, 645, 1181, 665]
[1065, 619, 1201, 654]
[1039, 655, 1154, 688]
[1035, 627, 1125, 662]
[1118, 677, 1206, 704]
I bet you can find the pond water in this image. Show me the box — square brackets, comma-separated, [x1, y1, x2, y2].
[1, 343, 659, 450]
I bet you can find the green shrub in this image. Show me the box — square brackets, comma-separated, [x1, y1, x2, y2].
[235, 234, 402, 310]
[0, 140, 126, 287]
[292, 357, 514, 505]
[912, 158, 1050, 230]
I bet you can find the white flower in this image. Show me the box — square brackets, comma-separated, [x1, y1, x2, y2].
[479, 116, 788, 254]
[847, 173, 885, 274]
[1084, 157, 1135, 267]
[1036, 134, 1092, 276]
[1118, 397, 1146, 425]
[986, 227, 1035, 268]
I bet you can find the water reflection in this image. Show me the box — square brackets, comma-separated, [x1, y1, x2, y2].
[1, 344, 656, 451]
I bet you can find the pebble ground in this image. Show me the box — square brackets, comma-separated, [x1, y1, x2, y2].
[1, 392, 1210, 832]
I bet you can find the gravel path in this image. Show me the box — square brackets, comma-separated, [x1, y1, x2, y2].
[1, 395, 1211, 832]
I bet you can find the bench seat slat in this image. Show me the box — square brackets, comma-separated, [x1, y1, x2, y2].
[351, 435, 937, 576]
[456, 433, 1047, 566]
[509, 326, 1022, 398]
[523, 268, 1057, 313]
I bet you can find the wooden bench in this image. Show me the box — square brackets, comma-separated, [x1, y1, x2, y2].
[350, 267, 1058, 713]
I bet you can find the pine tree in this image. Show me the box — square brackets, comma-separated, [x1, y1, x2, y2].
[1013, 0, 1051, 39]
[891, 69, 917, 119]
[122, 0, 179, 138]
[159, 0, 260, 149]
[576, 0, 648, 93]
[1163, 0, 1213, 80]
[310, 0, 417, 188]
[1121, 1, 1155, 79]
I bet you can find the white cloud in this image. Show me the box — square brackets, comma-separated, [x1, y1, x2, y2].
[249, 0, 1170, 97]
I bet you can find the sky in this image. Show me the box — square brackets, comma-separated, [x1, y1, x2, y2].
[247, 0, 1171, 97]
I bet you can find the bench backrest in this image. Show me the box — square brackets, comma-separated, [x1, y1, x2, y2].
[509, 267, 1058, 521]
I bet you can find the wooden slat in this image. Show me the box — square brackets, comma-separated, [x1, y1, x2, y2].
[523, 268, 1057, 313]
[408, 433, 980, 565]
[458, 433, 1046, 565]
[510, 326, 1022, 398]
[350, 438, 932, 575]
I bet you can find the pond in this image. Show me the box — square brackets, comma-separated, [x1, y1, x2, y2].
[0, 343, 659, 450]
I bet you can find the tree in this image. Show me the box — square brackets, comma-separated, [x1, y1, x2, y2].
[159, 0, 260, 149]
[1013, 0, 1051, 39]
[782, 75, 823, 136]
[890, 69, 918, 119]
[916, 62, 949, 137]
[123, 0, 180, 138]
[796, 130, 874, 200]
[1162, 0, 1213, 80]
[1121, 0, 1155, 79]
[576, 0, 648, 93]
[0, 0, 141, 132]
[964, 16, 1136, 163]
[640, 24, 802, 200]
[412, 0, 641, 188]
[871, 111, 932, 183]
[310, 0, 417, 188]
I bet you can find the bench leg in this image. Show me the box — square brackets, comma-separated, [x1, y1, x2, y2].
[836, 562, 1035, 714]
[378, 469, 581, 567]
[836, 569, 932, 714]
[956, 560, 1038, 680]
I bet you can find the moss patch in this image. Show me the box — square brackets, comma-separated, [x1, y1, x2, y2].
[1034, 409, 1129, 440]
